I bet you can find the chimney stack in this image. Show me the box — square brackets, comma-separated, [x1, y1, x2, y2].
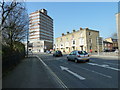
[73, 30, 76, 32]
[80, 27, 82, 30]
[67, 32, 69, 34]
[85, 27, 89, 30]
[62, 33, 64, 36]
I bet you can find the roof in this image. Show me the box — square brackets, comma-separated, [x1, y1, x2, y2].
[56, 28, 99, 39]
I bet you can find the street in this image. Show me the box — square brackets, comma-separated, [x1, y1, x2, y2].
[2, 53, 119, 88]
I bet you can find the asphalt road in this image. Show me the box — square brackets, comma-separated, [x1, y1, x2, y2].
[2, 53, 119, 88]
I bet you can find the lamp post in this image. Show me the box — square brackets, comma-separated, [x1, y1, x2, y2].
[26, 22, 29, 57]
[27, 41, 29, 57]
[97, 37, 100, 55]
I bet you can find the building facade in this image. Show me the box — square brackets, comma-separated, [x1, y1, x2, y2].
[103, 38, 118, 51]
[103, 41, 113, 51]
[55, 28, 102, 53]
[29, 9, 53, 52]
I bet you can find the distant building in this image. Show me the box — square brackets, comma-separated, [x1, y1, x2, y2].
[55, 27, 102, 53]
[103, 37, 118, 51]
[103, 41, 113, 51]
[29, 9, 53, 52]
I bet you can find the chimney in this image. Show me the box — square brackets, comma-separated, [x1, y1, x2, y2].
[62, 33, 64, 36]
[85, 27, 89, 30]
[73, 30, 76, 32]
[80, 27, 82, 30]
[67, 32, 69, 34]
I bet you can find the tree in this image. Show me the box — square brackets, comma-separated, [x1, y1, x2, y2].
[1, 0, 29, 49]
[0, 0, 20, 31]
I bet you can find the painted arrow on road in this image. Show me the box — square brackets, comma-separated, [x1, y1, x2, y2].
[60, 66, 86, 80]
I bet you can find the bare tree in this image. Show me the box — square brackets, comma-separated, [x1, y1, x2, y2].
[0, 0, 20, 31]
[1, 0, 29, 49]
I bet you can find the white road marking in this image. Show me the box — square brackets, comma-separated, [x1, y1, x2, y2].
[36, 55, 112, 79]
[87, 63, 120, 71]
[36, 55, 68, 89]
[57, 60, 112, 78]
[103, 62, 119, 66]
[78, 67, 112, 78]
[60, 66, 86, 80]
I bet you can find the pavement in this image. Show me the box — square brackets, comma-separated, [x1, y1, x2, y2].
[90, 52, 119, 59]
[2, 56, 64, 88]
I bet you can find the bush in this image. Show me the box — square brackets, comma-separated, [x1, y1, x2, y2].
[2, 41, 26, 73]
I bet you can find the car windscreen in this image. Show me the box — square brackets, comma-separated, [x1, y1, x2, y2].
[78, 51, 88, 55]
[55, 51, 61, 54]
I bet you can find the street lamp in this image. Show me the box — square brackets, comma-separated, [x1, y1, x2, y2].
[97, 37, 100, 55]
[26, 23, 29, 57]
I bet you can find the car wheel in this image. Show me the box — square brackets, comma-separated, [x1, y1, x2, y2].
[86, 59, 89, 62]
[67, 57, 70, 61]
[75, 59, 78, 63]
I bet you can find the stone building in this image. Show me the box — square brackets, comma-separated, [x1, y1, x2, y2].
[55, 28, 102, 53]
[103, 38, 118, 51]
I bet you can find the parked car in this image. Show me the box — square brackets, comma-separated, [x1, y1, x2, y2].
[115, 49, 119, 53]
[53, 51, 63, 57]
[67, 50, 90, 63]
[103, 49, 110, 52]
[46, 50, 51, 54]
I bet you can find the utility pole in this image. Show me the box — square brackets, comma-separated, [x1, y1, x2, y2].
[102, 37, 104, 52]
[97, 37, 100, 55]
[26, 24, 29, 57]
[26, 38, 28, 57]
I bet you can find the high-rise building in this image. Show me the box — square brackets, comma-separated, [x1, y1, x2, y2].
[29, 9, 53, 52]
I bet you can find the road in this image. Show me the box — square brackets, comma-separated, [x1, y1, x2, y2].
[2, 53, 119, 88]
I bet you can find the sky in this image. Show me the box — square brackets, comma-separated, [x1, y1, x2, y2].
[26, 2, 118, 39]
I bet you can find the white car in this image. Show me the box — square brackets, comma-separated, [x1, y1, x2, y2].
[115, 49, 119, 53]
[67, 50, 90, 63]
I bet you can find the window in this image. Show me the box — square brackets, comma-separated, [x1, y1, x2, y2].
[80, 32, 83, 37]
[89, 38, 92, 43]
[72, 35, 74, 38]
[73, 40, 75, 44]
[105, 44, 107, 46]
[37, 45, 40, 47]
[66, 38, 68, 41]
[89, 32, 91, 35]
[79, 38, 84, 45]
[61, 38, 62, 41]
[73, 51, 76, 55]
[78, 51, 88, 55]
[70, 51, 76, 55]
[40, 45, 43, 47]
[65, 42, 69, 47]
